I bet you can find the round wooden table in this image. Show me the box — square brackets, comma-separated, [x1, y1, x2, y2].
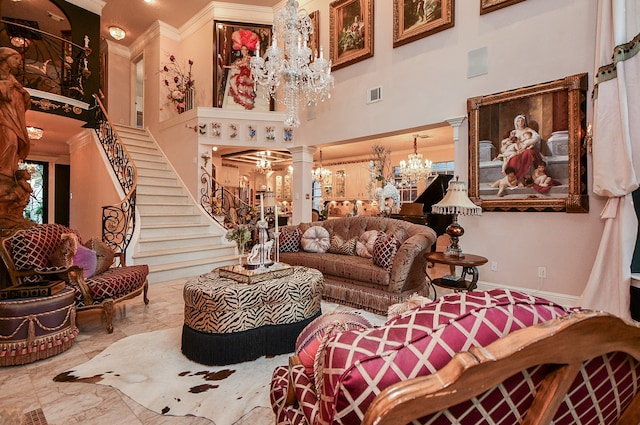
[425, 252, 488, 298]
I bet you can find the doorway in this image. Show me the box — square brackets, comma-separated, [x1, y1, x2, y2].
[134, 54, 144, 128]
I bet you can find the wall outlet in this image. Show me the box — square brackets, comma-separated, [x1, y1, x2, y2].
[538, 266, 547, 278]
[490, 261, 498, 271]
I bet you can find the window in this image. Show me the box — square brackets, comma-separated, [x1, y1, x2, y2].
[394, 162, 455, 204]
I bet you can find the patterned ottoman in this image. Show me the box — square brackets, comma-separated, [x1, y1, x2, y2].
[0, 287, 78, 366]
[181, 266, 324, 365]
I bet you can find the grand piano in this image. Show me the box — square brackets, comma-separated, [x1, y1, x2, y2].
[391, 174, 454, 241]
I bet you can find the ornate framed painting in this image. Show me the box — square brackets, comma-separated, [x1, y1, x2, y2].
[480, 0, 526, 15]
[309, 10, 320, 58]
[467, 73, 589, 213]
[329, 0, 374, 71]
[393, 0, 454, 48]
[213, 20, 273, 111]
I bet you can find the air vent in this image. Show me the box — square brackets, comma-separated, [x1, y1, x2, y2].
[367, 86, 382, 104]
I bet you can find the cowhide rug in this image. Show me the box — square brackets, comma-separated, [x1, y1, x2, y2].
[54, 302, 385, 425]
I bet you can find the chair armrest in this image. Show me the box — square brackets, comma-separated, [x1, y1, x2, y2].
[389, 232, 435, 293]
[64, 266, 94, 306]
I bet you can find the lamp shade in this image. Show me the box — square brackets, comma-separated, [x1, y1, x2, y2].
[432, 179, 482, 216]
[263, 191, 277, 207]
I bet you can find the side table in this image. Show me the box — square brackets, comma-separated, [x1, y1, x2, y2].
[425, 252, 488, 298]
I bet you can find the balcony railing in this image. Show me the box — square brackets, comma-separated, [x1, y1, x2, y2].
[0, 18, 92, 102]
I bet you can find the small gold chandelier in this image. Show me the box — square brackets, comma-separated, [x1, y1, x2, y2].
[399, 135, 432, 184]
[256, 151, 272, 174]
[312, 149, 331, 183]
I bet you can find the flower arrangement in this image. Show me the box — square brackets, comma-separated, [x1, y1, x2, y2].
[160, 54, 194, 113]
[226, 224, 252, 252]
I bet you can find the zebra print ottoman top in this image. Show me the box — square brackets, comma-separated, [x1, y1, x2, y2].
[183, 266, 324, 334]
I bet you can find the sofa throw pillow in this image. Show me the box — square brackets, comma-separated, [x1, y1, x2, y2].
[372, 232, 401, 271]
[48, 233, 78, 268]
[84, 238, 115, 275]
[279, 228, 301, 253]
[355, 230, 378, 258]
[328, 235, 357, 255]
[301, 226, 331, 253]
[73, 244, 98, 279]
[295, 311, 373, 392]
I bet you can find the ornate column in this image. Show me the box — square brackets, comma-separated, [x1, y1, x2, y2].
[447, 116, 468, 178]
[289, 146, 316, 224]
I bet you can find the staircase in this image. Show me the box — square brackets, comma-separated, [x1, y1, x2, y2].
[112, 124, 237, 283]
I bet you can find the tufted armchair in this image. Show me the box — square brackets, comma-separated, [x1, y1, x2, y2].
[0, 223, 149, 333]
[270, 289, 640, 425]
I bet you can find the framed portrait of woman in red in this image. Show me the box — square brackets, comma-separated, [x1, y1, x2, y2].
[329, 0, 374, 71]
[393, 0, 454, 48]
[467, 73, 589, 213]
[214, 21, 274, 111]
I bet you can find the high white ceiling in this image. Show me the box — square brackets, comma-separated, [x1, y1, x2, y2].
[11, 0, 453, 163]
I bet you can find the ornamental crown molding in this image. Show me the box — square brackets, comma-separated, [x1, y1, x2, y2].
[64, 0, 105, 16]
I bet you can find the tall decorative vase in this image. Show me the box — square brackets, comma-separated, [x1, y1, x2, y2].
[238, 243, 244, 267]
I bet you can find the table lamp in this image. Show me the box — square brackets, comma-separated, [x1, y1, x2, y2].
[263, 191, 279, 264]
[431, 177, 482, 258]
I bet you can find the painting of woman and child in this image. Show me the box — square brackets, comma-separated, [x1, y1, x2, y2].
[467, 73, 589, 213]
[214, 21, 273, 111]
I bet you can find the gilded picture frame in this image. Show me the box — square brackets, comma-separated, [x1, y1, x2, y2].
[393, 0, 454, 48]
[309, 10, 320, 59]
[329, 0, 374, 71]
[213, 20, 273, 111]
[480, 0, 526, 15]
[467, 73, 589, 213]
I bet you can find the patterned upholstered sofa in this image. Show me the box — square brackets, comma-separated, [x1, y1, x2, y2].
[0, 223, 149, 333]
[278, 216, 437, 315]
[270, 289, 640, 425]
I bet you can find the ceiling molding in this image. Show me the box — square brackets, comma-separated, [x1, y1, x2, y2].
[64, 0, 105, 16]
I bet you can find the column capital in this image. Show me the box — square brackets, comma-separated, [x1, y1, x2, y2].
[446, 116, 467, 142]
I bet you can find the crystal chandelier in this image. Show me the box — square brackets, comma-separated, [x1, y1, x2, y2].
[256, 151, 272, 174]
[250, 0, 334, 127]
[399, 135, 433, 184]
[312, 149, 331, 183]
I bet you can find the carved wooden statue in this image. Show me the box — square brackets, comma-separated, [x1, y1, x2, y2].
[0, 47, 33, 231]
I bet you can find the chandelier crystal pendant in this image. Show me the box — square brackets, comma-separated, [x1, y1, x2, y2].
[250, 0, 334, 127]
[399, 135, 433, 184]
[256, 151, 272, 174]
[312, 149, 331, 183]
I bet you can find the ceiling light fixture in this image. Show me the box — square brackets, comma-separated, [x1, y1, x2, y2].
[312, 149, 331, 183]
[10, 36, 30, 48]
[108, 26, 126, 41]
[256, 151, 272, 174]
[26, 126, 43, 140]
[399, 134, 433, 184]
[250, 0, 334, 127]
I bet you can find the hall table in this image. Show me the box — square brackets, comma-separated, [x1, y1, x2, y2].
[425, 252, 488, 299]
[181, 265, 323, 365]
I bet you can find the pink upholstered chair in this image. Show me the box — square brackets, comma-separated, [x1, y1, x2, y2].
[0, 223, 149, 333]
[270, 289, 640, 425]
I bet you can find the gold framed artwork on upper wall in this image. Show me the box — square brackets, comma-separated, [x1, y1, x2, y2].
[329, 0, 374, 70]
[467, 73, 589, 213]
[480, 0, 526, 15]
[213, 20, 274, 111]
[393, 0, 454, 47]
[309, 10, 320, 59]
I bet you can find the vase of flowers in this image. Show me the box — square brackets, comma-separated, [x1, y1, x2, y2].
[160, 54, 194, 114]
[226, 224, 251, 266]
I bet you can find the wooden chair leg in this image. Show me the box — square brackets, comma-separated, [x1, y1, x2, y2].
[102, 299, 114, 333]
[142, 281, 149, 304]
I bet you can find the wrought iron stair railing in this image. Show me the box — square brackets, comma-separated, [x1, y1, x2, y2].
[92, 95, 137, 257]
[199, 167, 255, 229]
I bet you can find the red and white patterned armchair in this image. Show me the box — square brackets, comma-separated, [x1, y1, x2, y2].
[0, 223, 149, 333]
[270, 289, 640, 425]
